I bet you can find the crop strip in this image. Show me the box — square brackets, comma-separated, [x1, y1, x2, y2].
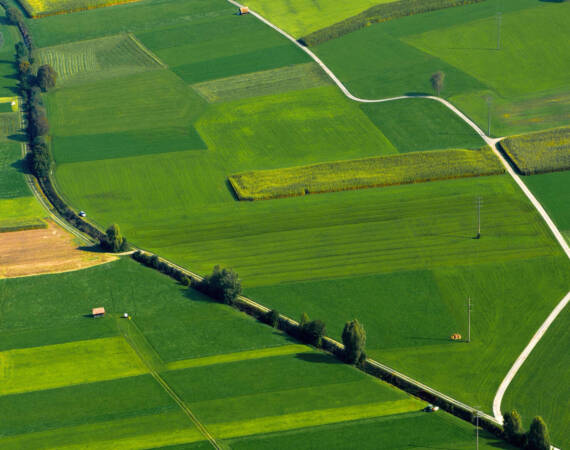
[228, 148, 504, 201]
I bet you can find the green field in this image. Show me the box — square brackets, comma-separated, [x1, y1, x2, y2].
[501, 126, 570, 174]
[502, 306, 569, 448]
[315, 0, 570, 136]
[229, 148, 503, 200]
[0, 258, 511, 448]
[523, 171, 570, 244]
[243, 0, 395, 38]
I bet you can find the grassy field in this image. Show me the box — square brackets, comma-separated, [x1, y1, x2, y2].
[360, 98, 485, 152]
[0, 141, 30, 199]
[37, 33, 164, 87]
[192, 63, 332, 103]
[0, 257, 512, 448]
[523, 171, 570, 244]
[315, 0, 570, 136]
[502, 307, 569, 447]
[18, 0, 145, 17]
[501, 126, 570, 174]
[243, 0, 395, 38]
[229, 148, 503, 200]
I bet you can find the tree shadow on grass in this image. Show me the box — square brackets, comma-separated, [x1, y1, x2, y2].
[225, 178, 240, 201]
[77, 244, 107, 254]
[295, 352, 341, 364]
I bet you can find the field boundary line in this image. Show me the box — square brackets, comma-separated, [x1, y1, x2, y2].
[118, 319, 220, 449]
[127, 33, 168, 69]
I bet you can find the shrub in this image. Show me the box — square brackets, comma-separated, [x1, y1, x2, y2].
[301, 319, 326, 347]
[503, 409, 524, 445]
[4, 6, 24, 25]
[193, 265, 242, 305]
[101, 224, 128, 252]
[342, 319, 366, 364]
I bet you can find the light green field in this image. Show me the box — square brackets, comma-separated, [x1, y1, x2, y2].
[316, 0, 570, 135]
[503, 306, 569, 447]
[244, 0, 395, 37]
[0, 336, 147, 395]
[37, 33, 164, 87]
[192, 62, 332, 103]
[501, 126, 570, 175]
[0, 141, 31, 200]
[229, 148, 503, 200]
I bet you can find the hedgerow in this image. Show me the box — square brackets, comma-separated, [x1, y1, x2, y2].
[500, 126, 570, 175]
[229, 147, 504, 201]
[299, 0, 486, 47]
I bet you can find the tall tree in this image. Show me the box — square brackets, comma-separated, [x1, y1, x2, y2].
[5, 7, 24, 25]
[526, 416, 551, 450]
[29, 113, 49, 138]
[104, 224, 127, 253]
[196, 265, 242, 305]
[342, 319, 366, 364]
[36, 64, 57, 92]
[430, 71, 445, 96]
[503, 409, 524, 444]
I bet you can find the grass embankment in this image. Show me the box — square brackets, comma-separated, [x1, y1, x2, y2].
[503, 307, 569, 447]
[501, 126, 570, 174]
[0, 258, 510, 448]
[18, 0, 144, 18]
[315, 0, 569, 135]
[229, 148, 503, 200]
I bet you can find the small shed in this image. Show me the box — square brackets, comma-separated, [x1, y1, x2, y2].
[239, 6, 249, 15]
[92, 307, 105, 318]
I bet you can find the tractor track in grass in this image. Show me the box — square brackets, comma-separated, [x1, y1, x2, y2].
[226, 0, 570, 432]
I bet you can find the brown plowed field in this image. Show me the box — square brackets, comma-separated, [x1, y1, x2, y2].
[0, 221, 116, 278]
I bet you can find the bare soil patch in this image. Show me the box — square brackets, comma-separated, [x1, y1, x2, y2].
[0, 220, 116, 278]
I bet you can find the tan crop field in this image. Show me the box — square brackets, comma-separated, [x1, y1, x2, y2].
[501, 126, 570, 175]
[18, 0, 143, 18]
[0, 221, 116, 278]
[229, 147, 504, 201]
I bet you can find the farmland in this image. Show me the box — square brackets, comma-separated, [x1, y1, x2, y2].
[18, 0, 145, 18]
[4, 0, 568, 446]
[315, 0, 570, 135]
[229, 148, 503, 200]
[501, 126, 570, 175]
[0, 258, 512, 448]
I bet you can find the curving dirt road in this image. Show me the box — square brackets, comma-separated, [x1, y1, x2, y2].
[228, 0, 570, 429]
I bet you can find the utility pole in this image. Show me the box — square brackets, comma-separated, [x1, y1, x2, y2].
[476, 197, 481, 239]
[467, 297, 472, 343]
[496, 12, 502, 50]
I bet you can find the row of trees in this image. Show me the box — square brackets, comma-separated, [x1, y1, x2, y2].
[503, 410, 552, 450]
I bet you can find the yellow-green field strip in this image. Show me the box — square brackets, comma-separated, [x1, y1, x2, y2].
[0, 337, 147, 396]
[501, 126, 570, 175]
[166, 344, 310, 371]
[18, 0, 143, 18]
[210, 399, 423, 440]
[229, 148, 504, 201]
[192, 63, 331, 103]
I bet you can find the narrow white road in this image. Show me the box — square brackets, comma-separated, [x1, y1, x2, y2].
[228, 0, 570, 427]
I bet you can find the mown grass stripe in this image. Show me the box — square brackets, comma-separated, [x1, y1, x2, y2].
[209, 399, 422, 440]
[166, 345, 309, 371]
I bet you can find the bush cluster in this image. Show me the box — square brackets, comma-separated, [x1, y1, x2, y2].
[132, 251, 191, 285]
[299, 0, 484, 46]
[298, 312, 327, 347]
[192, 265, 242, 305]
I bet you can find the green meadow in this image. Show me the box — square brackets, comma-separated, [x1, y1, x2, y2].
[0, 258, 511, 448]
[316, 0, 570, 135]
[523, 171, 570, 244]
[503, 307, 569, 447]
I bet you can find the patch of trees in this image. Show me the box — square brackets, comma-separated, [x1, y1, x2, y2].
[299, 0, 485, 47]
[503, 410, 552, 449]
[192, 265, 242, 305]
[100, 224, 128, 252]
[1, 2, 34, 51]
[299, 312, 327, 347]
[131, 251, 191, 285]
